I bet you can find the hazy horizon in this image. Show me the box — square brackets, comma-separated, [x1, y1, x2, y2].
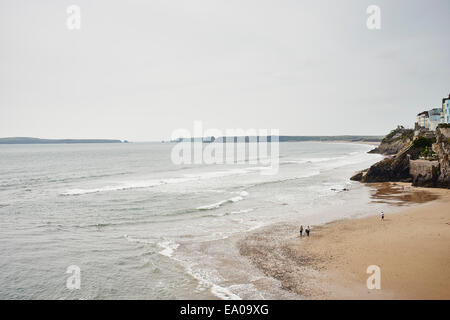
[0, 133, 384, 143]
[1, 0, 449, 141]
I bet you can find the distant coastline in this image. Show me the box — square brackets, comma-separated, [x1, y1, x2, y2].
[0, 137, 125, 144]
[168, 135, 383, 143]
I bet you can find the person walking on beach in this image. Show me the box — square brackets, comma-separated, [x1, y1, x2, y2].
[299, 225, 304, 237]
[305, 226, 310, 237]
[381, 212, 385, 221]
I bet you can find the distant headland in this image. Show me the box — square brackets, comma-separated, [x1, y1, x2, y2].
[168, 135, 384, 143]
[0, 137, 126, 144]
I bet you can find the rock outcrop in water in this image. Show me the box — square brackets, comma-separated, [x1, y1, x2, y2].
[351, 144, 417, 183]
[351, 125, 450, 189]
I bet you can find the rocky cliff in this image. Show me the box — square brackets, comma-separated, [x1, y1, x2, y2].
[368, 126, 414, 155]
[434, 127, 450, 188]
[351, 125, 450, 189]
[351, 143, 418, 183]
[410, 159, 440, 187]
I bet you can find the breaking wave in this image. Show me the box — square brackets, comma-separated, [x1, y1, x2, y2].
[60, 168, 269, 196]
[196, 191, 249, 210]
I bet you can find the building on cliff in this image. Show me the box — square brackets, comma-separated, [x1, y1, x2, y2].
[442, 94, 450, 124]
[428, 108, 443, 131]
[416, 107, 443, 132]
[416, 111, 429, 129]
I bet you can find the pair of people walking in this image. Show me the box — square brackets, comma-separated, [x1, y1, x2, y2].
[299, 225, 310, 237]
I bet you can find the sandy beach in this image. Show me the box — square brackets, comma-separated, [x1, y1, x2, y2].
[239, 183, 450, 299]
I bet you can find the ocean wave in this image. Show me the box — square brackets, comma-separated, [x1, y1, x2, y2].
[230, 208, 254, 214]
[151, 244, 232, 299]
[280, 156, 344, 165]
[0, 171, 133, 190]
[319, 153, 382, 171]
[243, 171, 321, 189]
[199, 208, 254, 219]
[124, 234, 155, 245]
[158, 240, 180, 257]
[60, 180, 166, 195]
[50, 171, 133, 183]
[210, 285, 242, 300]
[196, 191, 249, 211]
[60, 167, 270, 196]
[178, 257, 242, 300]
[281, 151, 380, 172]
[183, 167, 271, 179]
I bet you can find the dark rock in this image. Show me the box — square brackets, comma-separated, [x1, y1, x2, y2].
[363, 154, 410, 182]
[352, 127, 450, 189]
[434, 127, 450, 188]
[356, 143, 421, 183]
[410, 160, 440, 187]
[350, 170, 366, 181]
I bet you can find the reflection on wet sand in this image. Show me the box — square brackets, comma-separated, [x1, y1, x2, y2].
[238, 182, 449, 299]
[367, 182, 440, 206]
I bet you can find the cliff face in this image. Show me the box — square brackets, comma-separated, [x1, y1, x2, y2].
[434, 127, 450, 188]
[368, 126, 414, 155]
[351, 126, 450, 189]
[362, 150, 411, 182]
[351, 144, 418, 183]
[410, 160, 440, 187]
[369, 139, 410, 155]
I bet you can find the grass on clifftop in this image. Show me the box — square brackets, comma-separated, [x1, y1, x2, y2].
[381, 125, 414, 144]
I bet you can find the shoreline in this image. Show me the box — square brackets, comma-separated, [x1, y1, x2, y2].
[238, 183, 450, 299]
[311, 140, 380, 146]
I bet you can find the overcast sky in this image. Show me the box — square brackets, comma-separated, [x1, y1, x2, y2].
[1, 0, 449, 141]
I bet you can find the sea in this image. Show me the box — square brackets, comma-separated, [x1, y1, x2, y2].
[0, 141, 385, 299]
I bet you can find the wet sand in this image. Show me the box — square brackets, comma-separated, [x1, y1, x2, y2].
[239, 183, 450, 299]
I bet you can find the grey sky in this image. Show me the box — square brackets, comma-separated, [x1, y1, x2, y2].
[1, 0, 449, 141]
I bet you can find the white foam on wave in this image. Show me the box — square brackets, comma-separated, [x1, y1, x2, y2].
[181, 260, 242, 300]
[60, 167, 269, 196]
[230, 208, 254, 214]
[61, 180, 166, 196]
[123, 234, 154, 244]
[239, 191, 249, 197]
[124, 235, 180, 258]
[154, 240, 242, 300]
[249, 222, 265, 231]
[197, 200, 228, 210]
[281, 156, 344, 165]
[158, 240, 180, 257]
[229, 196, 243, 202]
[244, 171, 321, 190]
[282, 150, 382, 173]
[319, 152, 383, 171]
[196, 191, 249, 210]
[210, 285, 242, 300]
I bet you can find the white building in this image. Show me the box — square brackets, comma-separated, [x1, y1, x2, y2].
[416, 111, 429, 128]
[428, 108, 442, 131]
[443, 94, 450, 124]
